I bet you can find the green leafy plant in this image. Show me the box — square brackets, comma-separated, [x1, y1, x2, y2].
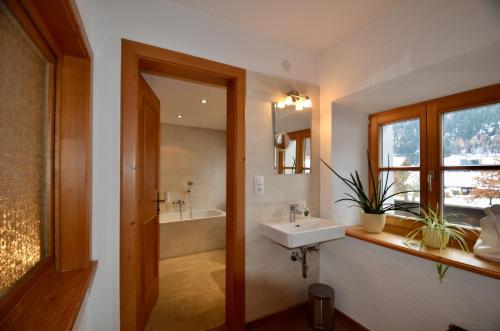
[436, 263, 450, 283]
[320, 154, 418, 214]
[404, 204, 477, 283]
[404, 205, 470, 253]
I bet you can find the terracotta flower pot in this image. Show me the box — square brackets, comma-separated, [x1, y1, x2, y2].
[360, 213, 386, 233]
[422, 227, 450, 249]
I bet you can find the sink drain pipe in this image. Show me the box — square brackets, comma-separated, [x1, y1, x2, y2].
[291, 245, 319, 278]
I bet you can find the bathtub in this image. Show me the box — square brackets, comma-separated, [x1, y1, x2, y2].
[160, 209, 225, 223]
[159, 209, 226, 259]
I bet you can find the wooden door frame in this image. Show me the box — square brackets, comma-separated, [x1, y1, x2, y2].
[120, 39, 246, 331]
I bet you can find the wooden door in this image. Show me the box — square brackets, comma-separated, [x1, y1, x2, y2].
[138, 75, 160, 328]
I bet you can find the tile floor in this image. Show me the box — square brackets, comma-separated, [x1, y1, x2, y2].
[146, 249, 226, 331]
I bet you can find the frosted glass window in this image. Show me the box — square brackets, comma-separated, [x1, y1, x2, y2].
[0, 3, 52, 297]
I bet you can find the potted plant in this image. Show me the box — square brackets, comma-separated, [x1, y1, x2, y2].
[404, 205, 476, 282]
[321, 155, 417, 233]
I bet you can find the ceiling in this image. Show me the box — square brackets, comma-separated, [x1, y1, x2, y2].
[142, 73, 227, 131]
[334, 42, 500, 114]
[167, 0, 396, 53]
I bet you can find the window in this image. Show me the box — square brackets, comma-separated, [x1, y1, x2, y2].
[0, 2, 54, 297]
[379, 118, 421, 216]
[0, 0, 92, 326]
[441, 104, 500, 225]
[370, 86, 500, 226]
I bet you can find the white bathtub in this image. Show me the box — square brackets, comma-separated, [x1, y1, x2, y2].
[159, 208, 226, 259]
[160, 209, 226, 223]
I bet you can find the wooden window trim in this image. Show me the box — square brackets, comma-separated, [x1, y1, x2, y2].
[0, 0, 94, 328]
[427, 86, 500, 212]
[276, 129, 311, 174]
[366, 84, 500, 277]
[369, 104, 428, 208]
[370, 84, 500, 224]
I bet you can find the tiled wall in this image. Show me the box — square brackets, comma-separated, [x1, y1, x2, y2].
[245, 72, 320, 321]
[159, 124, 226, 212]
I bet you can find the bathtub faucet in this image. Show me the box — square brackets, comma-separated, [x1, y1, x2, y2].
[172, 200, 185, 219]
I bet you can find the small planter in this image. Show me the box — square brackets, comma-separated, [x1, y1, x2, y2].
[422, 226, 450, 249]
[361, 213, 386, 233]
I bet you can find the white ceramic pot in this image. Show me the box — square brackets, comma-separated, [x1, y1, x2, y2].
[422, 227, 450, 249]
[360, 213, 386, 233]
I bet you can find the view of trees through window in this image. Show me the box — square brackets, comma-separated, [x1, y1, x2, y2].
[443, 104, 500, 165]
[380, 119, 420, 216]
[442, 104, 500, 224]
[382, 104, 499, 225]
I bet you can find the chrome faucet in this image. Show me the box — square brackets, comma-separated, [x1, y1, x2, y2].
[289, 204, 303, 223]
[173, 199, 185, 219]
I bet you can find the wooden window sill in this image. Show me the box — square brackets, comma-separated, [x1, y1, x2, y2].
[346, 226, 500, 280]
[0, 261, 98, 331]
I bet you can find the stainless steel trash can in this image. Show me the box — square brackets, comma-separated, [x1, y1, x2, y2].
[308, 283, 335, 331]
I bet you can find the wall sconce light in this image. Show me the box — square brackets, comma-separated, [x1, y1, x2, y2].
[275, 90, 312, 111]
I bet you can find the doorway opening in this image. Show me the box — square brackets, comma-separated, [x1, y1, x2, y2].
[143, 73, 228, 330]
[120, 40, 245, 331]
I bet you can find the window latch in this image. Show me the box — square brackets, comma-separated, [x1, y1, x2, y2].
[427, 171, 434, 192]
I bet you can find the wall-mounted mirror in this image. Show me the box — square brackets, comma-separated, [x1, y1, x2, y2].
[273, 103, 312, 174]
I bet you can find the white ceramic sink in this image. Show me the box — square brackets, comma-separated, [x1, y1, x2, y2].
[262, 217, 345, 248]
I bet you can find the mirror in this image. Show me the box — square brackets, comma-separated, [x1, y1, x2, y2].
[273, 103, 312, 174]
[274, 132, 290, 151]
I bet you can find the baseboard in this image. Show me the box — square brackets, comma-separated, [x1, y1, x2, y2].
[245, 303, 370, 331]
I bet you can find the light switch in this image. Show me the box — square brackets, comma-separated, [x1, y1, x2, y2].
[254, 175, 264, 195]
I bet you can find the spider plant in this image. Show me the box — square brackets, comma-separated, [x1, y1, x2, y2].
[404, 204, 476, 283]
[436, 263, 449, 284]
[320, 153, 418, 214]
[404, 205, 470, 253]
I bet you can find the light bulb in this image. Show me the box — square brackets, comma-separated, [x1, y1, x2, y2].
[284, 95, 293, 106]
[295, 99, 304, 111]
[303, 97, 312, 108]
[277, 101, 285, 109]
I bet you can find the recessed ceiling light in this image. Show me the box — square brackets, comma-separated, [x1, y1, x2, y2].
[177, 115, 183, 119]
[200, 98, 207, 104]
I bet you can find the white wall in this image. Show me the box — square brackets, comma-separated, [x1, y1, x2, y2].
[328, 106, 368, 225]
[320, 108, 500, 331]
[74, 0, 318, 329]
[245, 71, 320, 321]
[319, 1, 500, 330]
[319, 0, 500, 220]
[320, 237, 500, 331]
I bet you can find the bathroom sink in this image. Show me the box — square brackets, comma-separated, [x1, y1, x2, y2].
[262, 217, 345, 248]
